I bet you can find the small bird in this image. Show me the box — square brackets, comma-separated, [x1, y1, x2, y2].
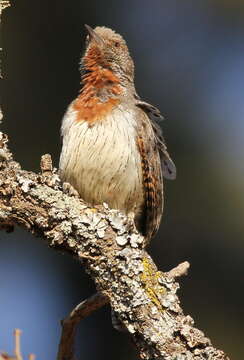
[59, 25, 176, 243]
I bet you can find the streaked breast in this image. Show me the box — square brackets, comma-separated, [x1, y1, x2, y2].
[59, 104, 144, 214]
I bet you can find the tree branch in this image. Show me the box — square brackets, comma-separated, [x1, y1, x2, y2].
[0, 131, 230, 360]
[57, 292, 108, 360]
[0, 329, 35, 360]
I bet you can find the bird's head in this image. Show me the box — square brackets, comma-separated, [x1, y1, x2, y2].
[82, 25, 135, 84]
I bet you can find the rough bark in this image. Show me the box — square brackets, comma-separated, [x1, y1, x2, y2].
[0, 131, 230, 360]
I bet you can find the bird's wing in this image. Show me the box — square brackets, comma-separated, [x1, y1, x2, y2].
[136, 109, 164, 241]
[135, 97, 176, 180]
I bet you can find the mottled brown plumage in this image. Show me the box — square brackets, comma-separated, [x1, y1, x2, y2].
[59, 25, 176, 243]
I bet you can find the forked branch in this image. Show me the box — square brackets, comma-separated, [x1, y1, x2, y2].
[0, 131, 230, 360]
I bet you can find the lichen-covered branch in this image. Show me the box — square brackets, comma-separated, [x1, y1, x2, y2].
[0, 131, 230, 360]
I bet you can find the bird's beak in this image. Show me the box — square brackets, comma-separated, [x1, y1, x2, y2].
[85, 24, 104, 46]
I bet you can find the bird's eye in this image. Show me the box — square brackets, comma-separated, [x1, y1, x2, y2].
[114, 41, 120, 48]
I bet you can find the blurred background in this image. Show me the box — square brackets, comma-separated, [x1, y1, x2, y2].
[0, 0, 243, 359]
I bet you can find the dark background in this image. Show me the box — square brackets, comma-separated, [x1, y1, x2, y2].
[1, 1, 243, 359]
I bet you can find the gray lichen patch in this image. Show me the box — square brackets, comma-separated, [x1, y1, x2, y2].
[30, 185, 61, 205]
[129, 232, 144, 248]
[116, 235, 128, 246]
[16, 175, 34, 193]
[108, 210, 127, 234]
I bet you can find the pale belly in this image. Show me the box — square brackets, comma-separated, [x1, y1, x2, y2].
[59, 106, 144, 214]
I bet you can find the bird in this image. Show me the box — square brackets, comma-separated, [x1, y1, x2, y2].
[59, 25, 176, 244]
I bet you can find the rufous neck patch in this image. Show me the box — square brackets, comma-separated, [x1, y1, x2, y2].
[73, 46, 122, 125]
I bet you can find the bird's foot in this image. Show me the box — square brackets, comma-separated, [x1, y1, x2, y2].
[62, 182, 80, 198]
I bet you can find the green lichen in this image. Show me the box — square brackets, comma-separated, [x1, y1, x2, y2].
[140, 257, 166, 310]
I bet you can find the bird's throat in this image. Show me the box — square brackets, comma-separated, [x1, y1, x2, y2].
[73, 48, 122, 125]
